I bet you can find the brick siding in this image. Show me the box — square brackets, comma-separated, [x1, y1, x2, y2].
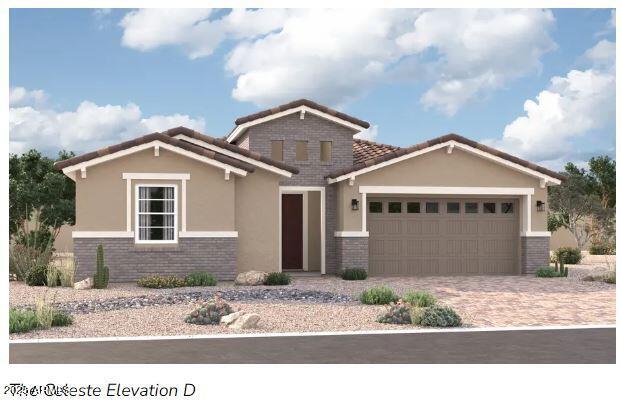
[521, 236, 550, 274]
[335, 237, 369, 272]
[73, 237, 237, 282]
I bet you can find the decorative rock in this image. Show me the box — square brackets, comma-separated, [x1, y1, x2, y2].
[74, 278, 93, 290]
[235, 271, 269, 286]
[220, 311, 245, 326]
[229, 313, 260, 329]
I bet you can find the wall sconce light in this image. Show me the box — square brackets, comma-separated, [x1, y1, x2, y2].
[536, 200, 545, 212]
[351, 199, 359, 211]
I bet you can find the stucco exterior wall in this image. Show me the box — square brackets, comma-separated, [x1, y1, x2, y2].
[336, 148, 548, 233]
[75, 148, 236, 232]
[235, 168, 281, 273]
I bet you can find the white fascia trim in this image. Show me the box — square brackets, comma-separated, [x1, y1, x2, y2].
[61, 141, 248, 177]
[72, 231, 134, 238]
[327, 141, 562, 185]
[334, 231, 370, 237]
[227, 105, 366, 143]
[358, 186, 535, 196]
[521, 231, 552, 237]
[173, 134, 293, 178]
[123, 173, 190, 180]
[179, 231, 238, 238]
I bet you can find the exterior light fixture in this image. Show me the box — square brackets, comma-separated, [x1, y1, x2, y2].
[351, 199, 359, 211]
[536, 200, 545, 212]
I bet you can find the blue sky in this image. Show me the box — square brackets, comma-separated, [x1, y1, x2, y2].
[9, 8, 616, 169]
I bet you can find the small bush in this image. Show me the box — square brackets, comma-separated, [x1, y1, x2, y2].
[402, 291, 436, 307]
[553, 247, 582, 264]
[57, 259, 75, 287]
[51, 310, 74, 327]
[14, 228, 55, 252]
[377, 302, 412, 324]
[589, 243, 615, 255]
[46, 267, 61, 287]
[359, 286, 398, 305]
[185, 295, 233, 325]
[25, 264, 48, 286]
[10, 244, 53, 282]
[35, 298, 55, 329]
[340, 268, 367, 280]
[264, 272, 291, 286]
[583, 272, 616, 284]
[411, 305, 462, 327]
[9, 309, 39, 333]
[137, 275, 186, 289]
[185, 271, 217, 287]
[536, 266, 563, 278]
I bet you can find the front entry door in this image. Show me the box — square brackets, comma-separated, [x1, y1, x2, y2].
[282, 194, 303, 270]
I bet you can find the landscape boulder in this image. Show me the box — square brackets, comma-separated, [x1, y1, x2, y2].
[220, 311, 245, 326]
[229, 313, 260, 329]
[74, 277, 93, 290]
[235, 271, 268, 286]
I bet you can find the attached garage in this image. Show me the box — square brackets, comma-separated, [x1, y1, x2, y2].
[367, 197, 519, 276]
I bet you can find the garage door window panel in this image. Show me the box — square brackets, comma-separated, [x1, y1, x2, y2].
[388, 202, 402, 213]
[447, 202, 460, 214]
[369, 202, 383, 213]
[407, 202, 420, 213]
[425, 202, 439, 214]
[465, 202, 478, 214]
[501, 202, 514, 214]
[483, 202, 496, 214]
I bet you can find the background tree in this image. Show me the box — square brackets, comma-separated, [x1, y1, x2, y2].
[9, 149, 75, 240]
[548, 156, 616, 250]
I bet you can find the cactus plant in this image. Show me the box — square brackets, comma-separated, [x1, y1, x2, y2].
[93, 244, 110, 289]
[554, 261, 558, 272]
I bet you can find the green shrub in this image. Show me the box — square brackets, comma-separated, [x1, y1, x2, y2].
[9, 308, 39, 333]
[604, 272, 616, 284]
[589, 243, 615, 255]
[51, 310, 73, 327]
[340, 268, 367, 280]
[185, 271, 217, 287]
[402, 291, 436, 307]
[14, 228, 55, 252]
[583, 272, 616, 284]
[9, 243, 53, 282]
[536, 266, 563, 278]
[46, 267, 61, 287]
[377, 303, 412, 324]
[265, 272, 291, 286]
[185, 295, 233, 325]
[359, 286, 398, 305]
[411, 305, 462, 327]
[93, 244, 110, 289]
[553, 247, 582, 264]
[25, 264, 48, 286]
[137, 275, 186, 289]
[9, 307, 73, 334]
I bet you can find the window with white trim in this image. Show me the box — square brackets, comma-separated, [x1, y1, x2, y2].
[136, 185, 177, 242]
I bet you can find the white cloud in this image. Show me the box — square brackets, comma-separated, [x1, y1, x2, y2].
[585, 39, 615, 67]
[484, 40, 615, 165]
[354, 125, 379, 141]
[9, 88, 206, 155]
[9, 86, 48, 107]
[119, 9, 556, 114]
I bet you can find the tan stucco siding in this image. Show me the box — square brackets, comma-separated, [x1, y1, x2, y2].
[308, 190, 321, 271]
[337, 148, 548, 232]
[75, 148, 235, 232]
[235, 168, 281, 273]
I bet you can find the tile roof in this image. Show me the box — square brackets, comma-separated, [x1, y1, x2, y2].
[53, 132, 256, 173]
[234, 99, 370, 129]
[353, 138, 401, 165]
[164, 126, 299, 174]
[329, 133, 566, 181]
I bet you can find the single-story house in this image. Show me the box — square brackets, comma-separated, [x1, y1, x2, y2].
[54, 99, 564, 282]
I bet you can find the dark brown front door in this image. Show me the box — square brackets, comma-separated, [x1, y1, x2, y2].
[282, 194, 303, 270]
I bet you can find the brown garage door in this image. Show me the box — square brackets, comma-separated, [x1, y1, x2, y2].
[368, 197, 519, 276]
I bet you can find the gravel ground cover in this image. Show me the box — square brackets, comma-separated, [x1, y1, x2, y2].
[9, 263, 615, 340]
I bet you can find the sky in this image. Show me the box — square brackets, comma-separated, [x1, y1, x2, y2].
[9, 8, 616, 170]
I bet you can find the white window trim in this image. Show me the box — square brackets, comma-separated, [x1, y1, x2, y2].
[227, 105, 366, 143]
[172, 134, 294, 178]
[61, 140, 247, 181]
[279, 186, 325, 275]
[334, 231, 370, 237]
[135, 183, 178, 244]
[521, 231, 551, 237]
[327, 140, 562, 186]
